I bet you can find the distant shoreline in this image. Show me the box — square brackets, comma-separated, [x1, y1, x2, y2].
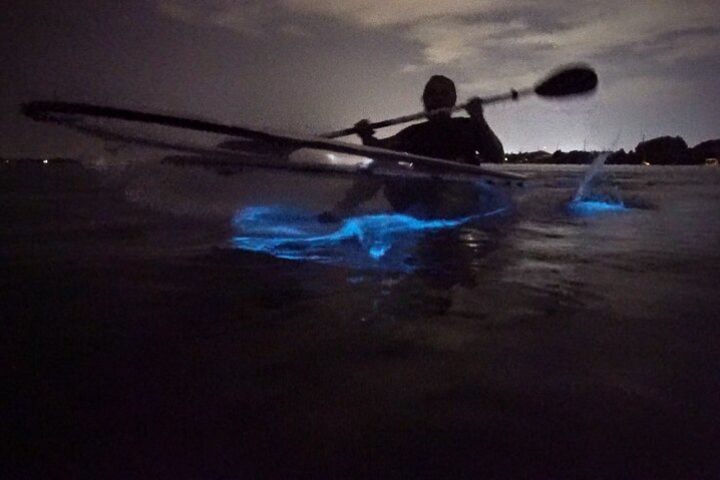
[3, 135, 719, 167]
[505, 135, 720, 165]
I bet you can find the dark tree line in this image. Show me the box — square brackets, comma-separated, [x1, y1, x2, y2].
[505, 136, 720, 165]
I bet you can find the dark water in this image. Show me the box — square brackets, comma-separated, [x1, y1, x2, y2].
[3, 160, 720, 479]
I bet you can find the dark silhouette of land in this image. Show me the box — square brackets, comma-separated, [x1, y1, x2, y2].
[505, 136, 720, 165]
[3, 136, 719, 167]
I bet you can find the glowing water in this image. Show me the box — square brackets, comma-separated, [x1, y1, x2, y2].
[567, 199, 627, 215]
[231, 205, 507, 270]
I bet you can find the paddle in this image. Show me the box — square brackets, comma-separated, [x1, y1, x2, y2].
[319, 64, 598, 139]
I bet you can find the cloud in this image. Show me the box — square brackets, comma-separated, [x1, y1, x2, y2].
[157, 0, 281, 36]
[156, 0, 720, 81]
[283, 0, 511, 27]
[404, 18, 530, 64]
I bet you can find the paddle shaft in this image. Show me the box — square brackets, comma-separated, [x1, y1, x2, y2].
[320, 87, 533, 139]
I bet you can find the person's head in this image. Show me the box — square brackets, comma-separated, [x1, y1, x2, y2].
[422, 75, 457, 118]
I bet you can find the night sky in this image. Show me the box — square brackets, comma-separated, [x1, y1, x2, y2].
[2, 0, 719, 156]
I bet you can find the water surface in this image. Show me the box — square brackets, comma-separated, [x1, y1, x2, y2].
[3, 161, 719, 479]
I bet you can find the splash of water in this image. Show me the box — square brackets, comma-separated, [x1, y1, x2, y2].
[569, 152, 627, 215]
[573, 152, 610, 202]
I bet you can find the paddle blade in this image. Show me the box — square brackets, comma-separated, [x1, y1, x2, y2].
[534, 65, 598, 97]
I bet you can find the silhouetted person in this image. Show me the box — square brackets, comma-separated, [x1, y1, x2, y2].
[321, 75, 504, 221]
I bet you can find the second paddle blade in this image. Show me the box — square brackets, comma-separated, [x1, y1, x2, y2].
[534, 64, 598, 97]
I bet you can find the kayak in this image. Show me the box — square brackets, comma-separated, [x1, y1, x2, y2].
[22, 100, 526, 186]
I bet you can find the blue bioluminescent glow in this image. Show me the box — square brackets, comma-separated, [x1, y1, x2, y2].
[568, 199, 628, 216]
[231, 205, 508, 270]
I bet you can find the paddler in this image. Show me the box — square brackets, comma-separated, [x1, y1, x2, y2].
[320, 75, 505, 221]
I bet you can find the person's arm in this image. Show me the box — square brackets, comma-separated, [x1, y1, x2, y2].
[465, 98, 504, 164]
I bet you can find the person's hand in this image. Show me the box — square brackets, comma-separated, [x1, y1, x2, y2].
[354, 119, 376, 141]
[465, 97, 484, 119]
